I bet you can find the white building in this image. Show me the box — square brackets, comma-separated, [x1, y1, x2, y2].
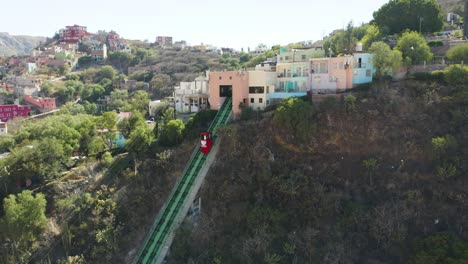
[174, 75, 209, 113]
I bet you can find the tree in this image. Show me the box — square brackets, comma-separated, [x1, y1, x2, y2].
[108, 51, 135, 72]
[369, 42, 403, 79]
[373, 0, 443, 34]
[274, 98, 315, 139]
[95, 66, 116, 83]
[159, 119, 185, 146]
[7, 138, 69, 181]
[446, 44, 468, 64]
[149, 74, 172, 99]
[126, 123, 155, 174]
[443, 64, 468, 86]
[98, 112, 117, 149]
[81, 84, 104, 102]
[396, 31, 433, 64]
[108, 89, 129, 111]
[1, 191, 47, 262]
[343, 21, 357, 54]
[360, 24, 382, 51]
[130, 90, 150, 114]
[117, 111, 146, 138]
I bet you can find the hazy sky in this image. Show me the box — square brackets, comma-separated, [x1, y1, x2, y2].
[4, 0, 389, 50]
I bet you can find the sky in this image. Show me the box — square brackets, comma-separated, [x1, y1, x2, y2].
[3, 0, 390, 50]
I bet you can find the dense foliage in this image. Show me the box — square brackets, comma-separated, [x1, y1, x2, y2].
[373, 0, 444, 34]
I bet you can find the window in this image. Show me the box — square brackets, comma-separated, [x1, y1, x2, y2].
[333, 63, 338, 69]
[295, 67, 301, 77]
[303, 67, 309, 77]
[250, 98, 254, 103]
[249, 87, 264, 94]
[259, 98, 263, 103]
[301, 55, 306, 60]
[219, 76, 222, 80]
[314, 62, 328, 74]
[229, 76, 232, 80]
[285, 56, 289, 60]
[266, 100, 270, 105]
[366, 70, 372, 77]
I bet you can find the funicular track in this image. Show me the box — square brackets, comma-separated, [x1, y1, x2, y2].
[134, 98, 232, 264]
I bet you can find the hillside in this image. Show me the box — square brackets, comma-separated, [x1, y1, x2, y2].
[438, 0, 464, 14]
[163, 79, 468, 263]
[0, 32, 46, 56]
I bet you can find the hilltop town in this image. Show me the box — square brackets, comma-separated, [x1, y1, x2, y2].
[0, 0, 467, 263]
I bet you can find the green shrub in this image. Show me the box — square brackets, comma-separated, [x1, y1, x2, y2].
[446, 44, 468, 64]
[345, 95, 357, 113]
[427, 40, 443, 47]
[411, 71, 445, 83]
[443, 64, 468, 86]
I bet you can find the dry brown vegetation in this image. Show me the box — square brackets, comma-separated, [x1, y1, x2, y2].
[167, 79, 468, 263]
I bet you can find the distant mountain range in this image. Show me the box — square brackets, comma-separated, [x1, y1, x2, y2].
[0, 32, 46, 57]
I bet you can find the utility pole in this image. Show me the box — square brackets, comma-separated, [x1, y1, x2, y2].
[419, 16, 424, 34]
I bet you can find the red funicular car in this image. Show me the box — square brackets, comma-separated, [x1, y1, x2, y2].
[200, 132, 213, 155]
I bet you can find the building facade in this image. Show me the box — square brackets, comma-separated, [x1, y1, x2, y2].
[309, 56, 354, 94]
[208, 71, 249, 116]
[174, 76, 209, 113]
[352, 53, 375, 86]
[155, 36, 173, 46]
[61, 25, 88, 43]
[271, 48, 325, 101]
[91, 44, 108, 61]
[0, 105, 31, 122]
[248, 70, 276, 110]
[24, 95, 56, 111]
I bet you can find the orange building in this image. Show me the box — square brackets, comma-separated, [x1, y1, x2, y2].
[208, 71, 249, 116]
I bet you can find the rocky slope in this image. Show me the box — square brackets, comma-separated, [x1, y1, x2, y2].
[0, 32, 46, 56]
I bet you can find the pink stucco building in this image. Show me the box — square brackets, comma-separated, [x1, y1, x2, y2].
[208, 71, 249, 116]
[309, 56, 354, 94]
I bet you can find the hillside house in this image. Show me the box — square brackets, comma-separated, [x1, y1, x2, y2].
[3, 76, 41, 97]
[174, 75, 209, 113]
[91, 44, 108, 62]
[0, 104, 31, 122]
[24, 95, 56, 112]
